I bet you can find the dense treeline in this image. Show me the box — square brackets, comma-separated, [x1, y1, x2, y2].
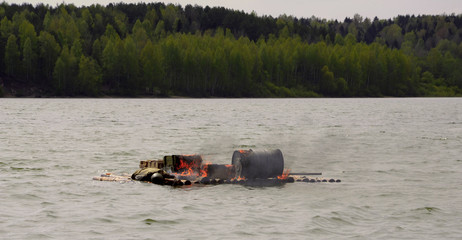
[0, 2, 462, 97]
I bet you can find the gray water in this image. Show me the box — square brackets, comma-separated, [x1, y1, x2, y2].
[0, 98, 461, 239]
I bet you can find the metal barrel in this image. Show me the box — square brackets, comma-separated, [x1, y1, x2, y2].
[232, 149, 284, 179]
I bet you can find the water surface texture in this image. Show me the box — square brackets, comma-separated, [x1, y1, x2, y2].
[1, 98, 461, 239]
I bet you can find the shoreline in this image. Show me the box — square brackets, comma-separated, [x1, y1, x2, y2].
[2, 79, 461, 99]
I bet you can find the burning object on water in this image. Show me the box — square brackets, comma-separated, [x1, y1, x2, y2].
[232, 149, 284, 179]
[94, 149, 341, 186]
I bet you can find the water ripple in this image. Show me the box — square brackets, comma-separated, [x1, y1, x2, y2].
[1, 98, 462, 239]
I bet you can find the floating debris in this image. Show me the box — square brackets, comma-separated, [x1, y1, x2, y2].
[93, 149, 342, 186]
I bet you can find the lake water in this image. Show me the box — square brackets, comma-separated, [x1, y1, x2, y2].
[1, 98, 461, 239]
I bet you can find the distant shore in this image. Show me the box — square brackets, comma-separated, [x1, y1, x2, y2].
[2, 3, 462, 99]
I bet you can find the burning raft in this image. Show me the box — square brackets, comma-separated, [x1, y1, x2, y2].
[93, 149, 341, 186]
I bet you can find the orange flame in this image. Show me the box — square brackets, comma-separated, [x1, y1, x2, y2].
[231, 176, 246, 181]
[176, 159, 215, 179]
[179, 167, 194, 176]
[177, 159, 200, 176]
[277, 169, 291, 180]
[200, 162, 211, 177]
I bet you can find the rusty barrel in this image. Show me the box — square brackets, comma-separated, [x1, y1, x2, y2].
[232, 149, 284, 179]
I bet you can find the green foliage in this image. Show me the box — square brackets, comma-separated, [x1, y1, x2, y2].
[140, 40, 164, 95]
[78, 55, 101, 96]
[5, 34, 20, 77]
[320, 65, 336, 95]
[1, 3, 462, 97]
[102, 38, 122, 91]
[120, 36, 139, 95]
[38, 31, 61, 84]
[334, 34, 344, 45]
[22, 37, 35, 82]
[380, 24, 403, 48]
[45, 6, 80, 46]
[53, 45, 78, 95]
[154, 20, 166, 39]
[18, 20, 37, 51]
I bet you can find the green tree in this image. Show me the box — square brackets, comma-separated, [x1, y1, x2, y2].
[132, 19, 148, 52]
[45, 6, 80, 46]
[380, 24, 403, 48]
[4, 34, 20, 77]
[334, 33, 345, 45]
[144, 8, 159, 27]
[161, 4, 179, 32]
[0, 16, 13, 38]
[38, 31, 61, 84]
[228, 41, 253, 96]
[22, 37, 35, 82]
[91, 38, 103, 64]
[1, 3, 462, 97]
[112, 9, 128, 37]
[103, 24, 120, 41]
[71, 39, 83, 59]
[102, 37, 127, 92]
[102, 39, 119, 89]
[154, 20, 166, 39]
[344, 33, 357, 46]
[140, 40, 164, 94]
[18, 20, 37, 51]
[320, 65, 336, 95]
[0, 17, 14, 70]
[53, 45, 78, 95]
[120, 36, 139, 95]
[78, 55, 102, 96]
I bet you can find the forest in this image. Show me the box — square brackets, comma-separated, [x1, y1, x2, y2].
[1, 2, 462, 97]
